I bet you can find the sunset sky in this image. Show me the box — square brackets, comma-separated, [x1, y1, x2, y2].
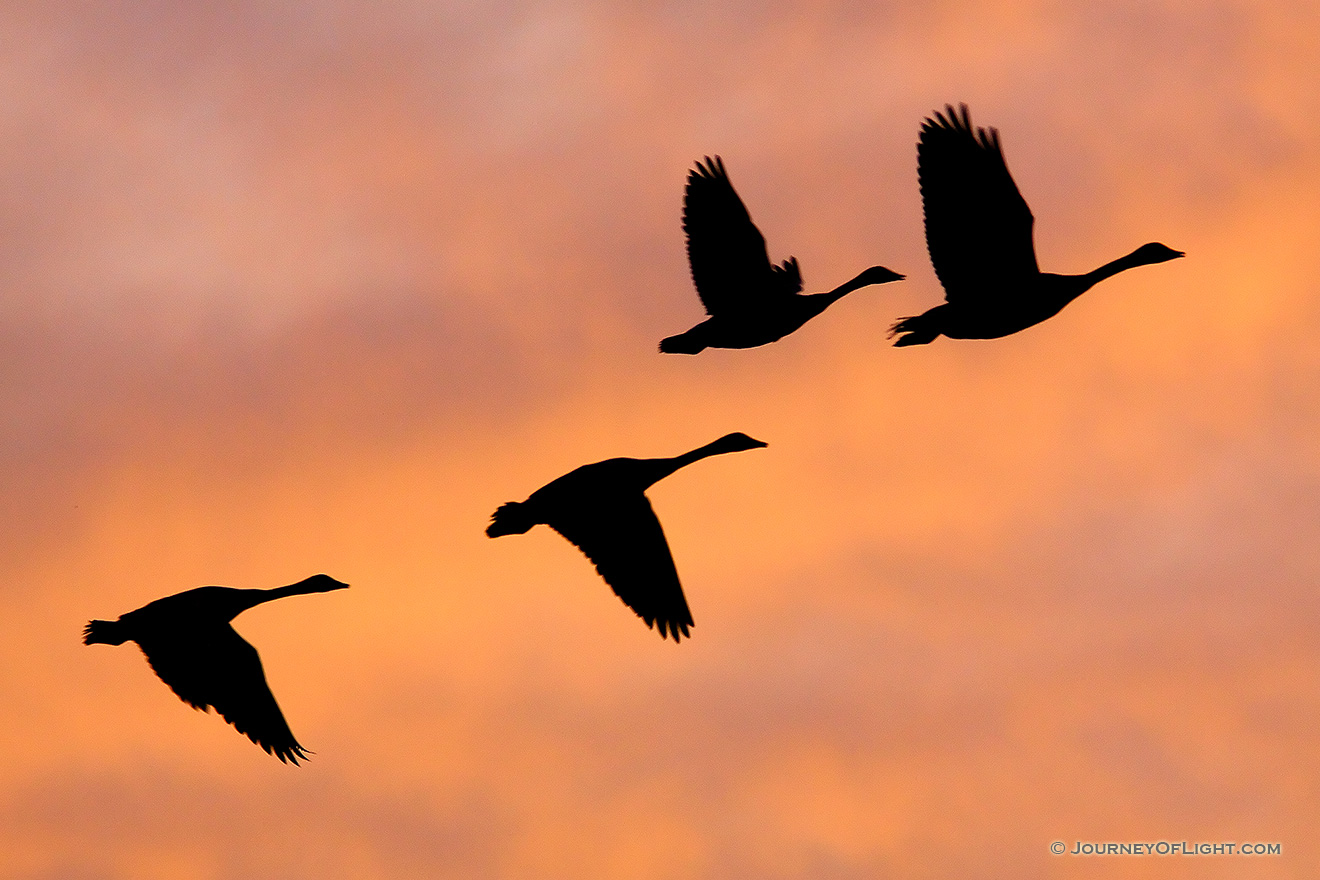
[3, 1, 1319, 877]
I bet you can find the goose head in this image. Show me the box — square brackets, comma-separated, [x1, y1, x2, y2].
[855, 265, 906, 285]
[1131, 243, 1185, 264]
[707, 432, 769, 453]
[296, 574, 351, 593]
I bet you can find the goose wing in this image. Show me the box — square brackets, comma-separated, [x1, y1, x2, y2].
[137, 625, 310, 764]
[919, 104, 1039, 303]
[549, 493, 694, 641]
[683, 156, 802, 317]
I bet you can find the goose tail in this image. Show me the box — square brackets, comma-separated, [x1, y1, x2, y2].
[659, 331, 707, 354]
[487, 501, 536, 538]
[888, 308, 944, 347]
[83, 619, 130, 646]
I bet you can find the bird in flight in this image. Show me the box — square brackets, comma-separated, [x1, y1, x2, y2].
[486, 433, 768, 640]
[661, 156, 904, 354]
[83, 574, 349, 763]
[890, 104, 1183, 346]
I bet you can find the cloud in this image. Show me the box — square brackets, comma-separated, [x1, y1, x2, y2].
[4, 0, 1320, 877]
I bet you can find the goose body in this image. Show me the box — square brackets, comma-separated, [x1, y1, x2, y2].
[487, 433, 767, 640]
[662, 157, 903, 354]
[83, 574, 349, 763]
[890, 104, 1183, 346]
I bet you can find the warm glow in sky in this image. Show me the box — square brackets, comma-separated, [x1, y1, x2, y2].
[3, 1, 1320, 877]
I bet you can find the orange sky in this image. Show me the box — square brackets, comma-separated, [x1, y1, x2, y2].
[3, 1, 1319, 877]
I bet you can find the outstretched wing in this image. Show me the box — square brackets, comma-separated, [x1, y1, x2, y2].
[548, 493, 695, 641]
[683, 156, 802, 317]
[137, 626, 310, 764]
[918, 104, 1038, 304]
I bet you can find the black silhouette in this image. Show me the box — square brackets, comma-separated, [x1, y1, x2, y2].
[486, 433, 767, 640]
[890, 104, 1183, 346]
[661, 156, 904, 353]
[83, 574, 349, 763]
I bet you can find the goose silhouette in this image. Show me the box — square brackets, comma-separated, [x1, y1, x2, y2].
[83, 574, 348, 763]
[890, 104, 1183, 345]
[661, 156, 904, 353]
[486, 433, 767, 640]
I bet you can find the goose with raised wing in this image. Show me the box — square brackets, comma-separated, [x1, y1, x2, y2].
[661, 156, 904, 354]
[890, 104, 1183, 346]
[83, 574, 349, 763]
[487, 433, 767, 640]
